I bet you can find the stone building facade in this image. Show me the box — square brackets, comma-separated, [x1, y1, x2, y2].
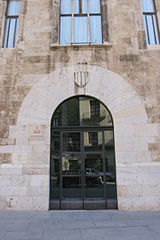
[0, 0, 160, 210]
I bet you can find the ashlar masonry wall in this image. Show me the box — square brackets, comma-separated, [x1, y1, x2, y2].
[0, 0, 159, 210]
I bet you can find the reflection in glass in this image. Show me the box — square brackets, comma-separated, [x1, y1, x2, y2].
[62, 154, 82, 199]
[85, 154, 104, 198]
[62, 154, 81, 175]
[104, 131, 117, 199]
[51, 131, 60, 152]
[84, 131, 102, 152]
[63, 132, 80, 152]
[51, 96, 113, 127]
[50, 132, 60, 199]
[50, 153, 60, 199]
[50, 96, 117, 209]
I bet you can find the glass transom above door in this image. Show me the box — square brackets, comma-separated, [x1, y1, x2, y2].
[52, 96, 113, 127]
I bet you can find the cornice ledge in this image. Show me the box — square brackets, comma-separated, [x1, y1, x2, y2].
[50, 41, 112, 50]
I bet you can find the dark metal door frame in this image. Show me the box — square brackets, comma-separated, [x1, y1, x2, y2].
[58, 128, 109, 209]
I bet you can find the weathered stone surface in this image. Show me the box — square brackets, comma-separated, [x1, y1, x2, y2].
[0, 0, 160, 210]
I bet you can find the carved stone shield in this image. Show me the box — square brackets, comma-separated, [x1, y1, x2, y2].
[74, 63, 89, 87]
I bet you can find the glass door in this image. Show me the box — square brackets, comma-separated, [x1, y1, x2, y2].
[50, 129, 117, 210]
[61, 131, 83, 209]
[60, 130, 107, 209]
[83, 131, 106, 209]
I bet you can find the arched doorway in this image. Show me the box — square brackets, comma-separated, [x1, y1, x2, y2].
[50, 96, 117, 210]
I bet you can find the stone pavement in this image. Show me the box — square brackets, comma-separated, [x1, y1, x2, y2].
[0, 210, 160, 240]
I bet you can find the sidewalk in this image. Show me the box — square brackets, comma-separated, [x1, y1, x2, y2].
[0, 210, 160, 240]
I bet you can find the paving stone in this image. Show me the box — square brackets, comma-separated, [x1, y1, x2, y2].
[0, 211, 160, 240]
[4, 230, 44, 240]
[94, 219, 129, 228]
[62, 220, 96, 230]
[0, 232, 6, 239]
[0, 223, 29, 232]
[43, 229, 82, 240]
[147, 224, 160, 234]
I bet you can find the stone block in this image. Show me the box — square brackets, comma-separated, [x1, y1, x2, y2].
[0, 186, 27, 196]
[0, 165, 22, 175]
[31, 175, 49, 187]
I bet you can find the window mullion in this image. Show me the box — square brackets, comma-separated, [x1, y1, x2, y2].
[79, 0, 82, 15]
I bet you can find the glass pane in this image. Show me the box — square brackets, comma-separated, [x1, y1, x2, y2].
[4, 19, 9, 48]
[142, 0, 154, 12]
[80, 97, 112, 126]
[82, 0, 87, 13]
[63, 132, 80, 152]
[153, 15, 159, 44]
[89, 0, 100, 13]
[147, 15, 156, 44]
[61, 0, 72, 14]
[85, 153, 104, 198]
[90, 16, 102, 44]
[74, 0, 79, 14]
[62, 154, 82, 198]
[104, 131, 117, 200]
[144, 15, 149, 45]
[90, 99, 100, 117]
[51, 131, 60, 152]
[8, 18, 16, 48]
[84, 132, 102, 152]
[51, 96, 113, 127]
[50, 153, 60, 199]
[74, 17, 88, 43]
[14, 18, 19, 47]
[60, 16, 72, 44]
[50, 131, 60, 199]
[8, 0, 20, 16]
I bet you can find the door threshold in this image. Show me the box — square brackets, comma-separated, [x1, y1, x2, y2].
[49, 199, 117, 210]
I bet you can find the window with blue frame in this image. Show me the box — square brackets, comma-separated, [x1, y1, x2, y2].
[3, 0, 20, 48]
[60, 0, 102, 45]
[142, 0, 159, 45]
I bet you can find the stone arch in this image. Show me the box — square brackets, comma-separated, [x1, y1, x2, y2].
[17, 65, 147, 127]
[14, 65, 156, 210]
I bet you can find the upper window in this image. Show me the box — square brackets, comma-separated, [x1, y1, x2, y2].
[142, 0, 160, 45]
[3, 0, 20, 48]
[60, 0, 102, 45]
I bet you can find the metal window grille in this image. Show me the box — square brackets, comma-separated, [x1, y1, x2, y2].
[142, 0, 160, 45]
